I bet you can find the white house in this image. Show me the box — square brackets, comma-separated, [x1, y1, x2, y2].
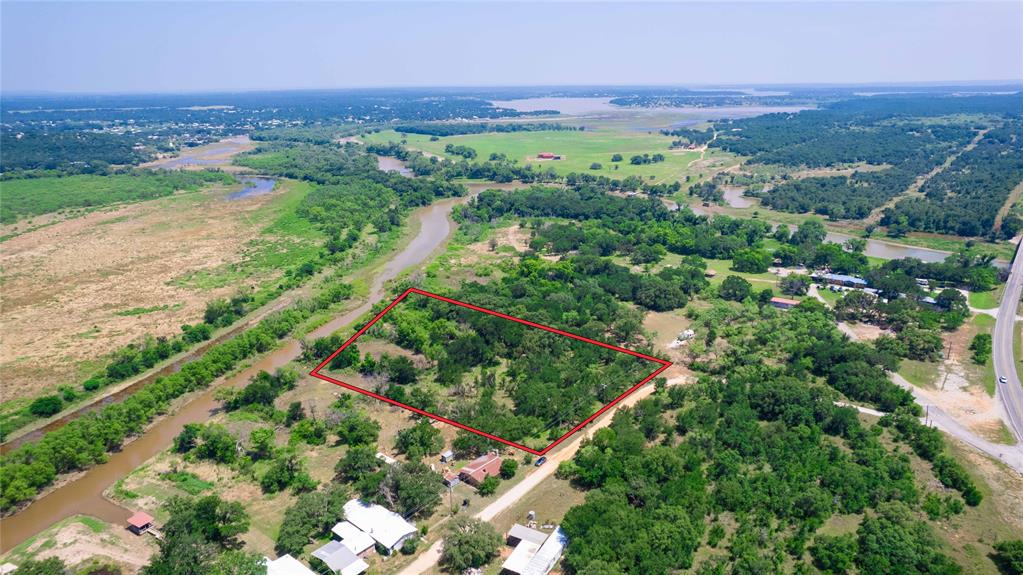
[342, 499, 418, 553]
[501, 526, 567, 575]
[264, 554, 316, 575]
[331, 520, 376, 556]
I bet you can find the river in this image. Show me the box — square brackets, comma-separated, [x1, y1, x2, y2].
[0, 161, 523, 552]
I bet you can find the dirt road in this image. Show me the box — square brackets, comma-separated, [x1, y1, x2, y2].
[396, 376, 683, 575]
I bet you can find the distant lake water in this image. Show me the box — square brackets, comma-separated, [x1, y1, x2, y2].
[491, 97, 810, 123]
[227, 177, 276, 200]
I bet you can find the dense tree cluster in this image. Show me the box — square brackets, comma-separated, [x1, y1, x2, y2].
[881, 122, 1023, 238]
[394, 122, 577, 137]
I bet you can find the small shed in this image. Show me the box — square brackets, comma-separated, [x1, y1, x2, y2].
[440, 450, 455, 463]
[443, 471, 461, 488]
[127, 511, 154, 535]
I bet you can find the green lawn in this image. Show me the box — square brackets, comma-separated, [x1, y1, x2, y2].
[900, 358, 940, 389]
[968, 287, 1002, 310]
[362, 129, 704, 184]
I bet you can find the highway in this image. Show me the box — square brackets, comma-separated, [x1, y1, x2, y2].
[993, 240, 1023, 443]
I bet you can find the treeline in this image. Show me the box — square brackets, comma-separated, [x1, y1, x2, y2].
[393, 122, 578, 137]
[881, 122, 1023, 238]
[661, 126, 715, 146]
[0, 131, 155, 173]
[0, 169, 234, 224]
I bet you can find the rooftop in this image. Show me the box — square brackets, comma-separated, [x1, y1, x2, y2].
[265, 554, 316, 575]
[343, 499, 417, 550]
[312, 541, 368, 575]
[331, 520, 376, 555]
[127, 511, 154, 529]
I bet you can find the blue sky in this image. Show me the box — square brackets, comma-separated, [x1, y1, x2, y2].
[2, 1, 1020, 93]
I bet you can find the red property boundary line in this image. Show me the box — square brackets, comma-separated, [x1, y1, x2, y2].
[309, 287, 672, 455]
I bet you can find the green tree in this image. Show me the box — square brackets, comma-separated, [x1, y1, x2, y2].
[855, 501, 960, 575]
[335, 444, 381, 483]
[12, 558, 67, 575]
[499, 458, 519, 479]
[28, 395, 63, 418]
[969, 333, 992, 365]
[719, 275, 752, 302]
[731, 248, 771, 274]
[477, 475, 500, 496]
[811, 534, 857, 574]
[395, 421, 443, 460]
[992, 540, 1023, 575]
[440, 516, 502, 573]
[780, 274, 812, 296]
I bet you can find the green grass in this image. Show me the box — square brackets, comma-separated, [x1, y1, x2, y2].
[363, 129, 706, 184]
[900, 358, 940, 388]
[968, 288, 1002, 310]
[162, 471, 214, 495]
[171, 179, 324, 290]
[0, 170, 234, 224]
[115, 304, 175, 317]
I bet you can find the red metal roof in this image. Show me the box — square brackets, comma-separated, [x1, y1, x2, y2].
[459, 452, 502, 483]
[127, 511, 154, 528]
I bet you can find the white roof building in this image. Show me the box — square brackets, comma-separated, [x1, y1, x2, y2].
[343, 499, 417, 551]
[501, 527, 567, 575]
[264, 554, 316, 575]
[331, 520, 376, 555]
[312, 541, 369, 575]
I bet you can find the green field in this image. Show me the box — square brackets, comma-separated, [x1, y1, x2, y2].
[362, 128, 707, 184]
[0, 170, 234, 224]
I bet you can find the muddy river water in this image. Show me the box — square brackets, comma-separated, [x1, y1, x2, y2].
[0, 167, 522, 552]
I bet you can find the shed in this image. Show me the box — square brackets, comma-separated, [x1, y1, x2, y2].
[127, 511, 154, 535]
[440, 450, 455, 463]
[443, 470, 461, 487]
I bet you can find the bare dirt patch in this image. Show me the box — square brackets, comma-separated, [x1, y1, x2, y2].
[0, 185, 285, 401]
[467, 224, 532, 255]
[11, 518, 157, 574]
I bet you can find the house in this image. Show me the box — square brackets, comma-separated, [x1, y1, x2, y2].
[813, 272, 868, 288]
[537, 152, 556, 159]
[459, 451, 502, 486]
[126, 511, 154, 535]
[264, 554, 317, 575]
[501, 527, 567, 575]
[331, 520, 376, 556]
[312, 541, 369, 575]
[769, 296, 801, 310]
[342, 499, 418, 553]
[440, 450, 455, 463]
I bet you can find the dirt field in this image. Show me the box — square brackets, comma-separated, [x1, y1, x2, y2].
[0, 181, 294, 401]
[0, 515, 157, 574]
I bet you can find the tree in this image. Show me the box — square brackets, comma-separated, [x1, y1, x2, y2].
[855, 501, 960, 575]
[731, 248, 771, 274]
[780, 274, 812, 296]
[334, 412, 381, 445]
[248, 427, 275, 461]
[275, 485, 350, 556]
[500, 458, 519, 479]
[896, 326, 943, 362]
[285, 402, 306, 426]
[208, 550, 266, 575]
[384, 355, 418, 385]
[12, 558, 67, 575]
[28, 395, 63, 418]
[992, 540, 1023, 575]
[611, 154, 623, 162]
[811, 534, 857, 574]
[969, 333, 992, 365]
[335, 444, 381, 483]
[477, 475, 500, 496]
[378, 461, 443, 518]
[719, 276, 752, 302]
[590, 162, 603, 170]
[146, 495, 251, 575]
[395, 421, 443, 460]
[440, 517, 501, 573]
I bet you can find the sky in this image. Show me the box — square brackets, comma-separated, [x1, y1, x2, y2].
[2, 1, 1021, 94]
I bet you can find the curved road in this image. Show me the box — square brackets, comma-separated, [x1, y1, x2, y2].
[994, 240, 1023, 443]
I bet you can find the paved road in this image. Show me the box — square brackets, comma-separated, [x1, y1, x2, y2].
[993, 240, 1023, 443]
[837, 322, 1023, 474]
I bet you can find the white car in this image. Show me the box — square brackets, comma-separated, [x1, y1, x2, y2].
[999, 376, 1008, 385]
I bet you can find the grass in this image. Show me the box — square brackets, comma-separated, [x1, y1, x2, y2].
[968, 288, 1002, 310]
[162, 471, 214, 495]
[171, 179, 324, 290]
[0, 170, 234, 224]
[362, 128, 709, 185]
[115, 304, 175, 317]
[900, 358, 940, 388]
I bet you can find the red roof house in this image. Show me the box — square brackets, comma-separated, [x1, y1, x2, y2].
[537, 152, 556, 159]
[459, 452, 502, 486]
[127, 511, 154, 534]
